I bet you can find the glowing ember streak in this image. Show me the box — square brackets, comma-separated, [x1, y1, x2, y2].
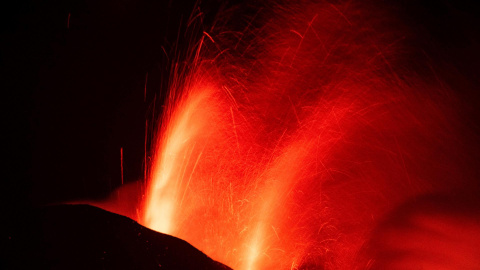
[120, 147, 124, 186]
[67, 12, 71, 29]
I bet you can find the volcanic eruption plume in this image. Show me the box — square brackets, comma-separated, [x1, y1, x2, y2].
[14, 0, 476, 269]
[130, 1, 480, 269]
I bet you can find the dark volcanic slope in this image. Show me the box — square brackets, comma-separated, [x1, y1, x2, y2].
[3, 204, 232, 270]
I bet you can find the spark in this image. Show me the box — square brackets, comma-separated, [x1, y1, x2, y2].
[120, 147, 124, 185]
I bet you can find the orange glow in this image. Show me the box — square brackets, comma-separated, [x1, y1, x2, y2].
[143, 84, 224, 234]
[138, 1, 479, 269]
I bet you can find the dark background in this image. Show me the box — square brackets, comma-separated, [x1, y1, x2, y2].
[2, 0, 479, 220]
[2, 0, 225, 213]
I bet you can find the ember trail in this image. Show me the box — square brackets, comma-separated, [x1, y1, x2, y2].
[135, 1, 478, 269]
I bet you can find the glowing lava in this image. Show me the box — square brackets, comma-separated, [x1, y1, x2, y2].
[144, 85, 221, 234]
[140, 1, 479, 269]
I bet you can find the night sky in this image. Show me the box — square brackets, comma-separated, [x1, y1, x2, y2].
[3, 0, 479, 219]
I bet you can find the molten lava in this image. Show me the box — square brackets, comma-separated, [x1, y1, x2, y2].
[139, 1, 479, 269]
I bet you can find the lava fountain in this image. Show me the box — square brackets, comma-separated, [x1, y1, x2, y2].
[140, 1, 479, 269]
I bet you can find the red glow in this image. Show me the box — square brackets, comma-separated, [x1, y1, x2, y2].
[132, 2, 479, 269]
